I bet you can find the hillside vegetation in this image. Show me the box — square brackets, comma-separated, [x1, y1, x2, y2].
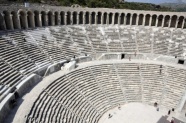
[161, 3, 186, 12]
[5, 0, 173, 11]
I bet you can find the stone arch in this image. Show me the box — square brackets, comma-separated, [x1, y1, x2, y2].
[3, 11, 13, 30]
[55, 11, 60, 25]
[138, 14, 144, 25]
[184, 18, 186, 29]
[91, 12, 96, 24]
[170, 15, 177, 28]
[73, 11, 77, 24]
[0, 13, 6, 30]
[60, 11, 65, 25]
[67, 11, 71, 25]
[132, 13, 137, 25]
[85, 12, 89, 24]
[157, 15, 163, 27]
[11, 11, 20, 29]
[145, 14, 150, 26]
[19, 10, 28, 29]
[27, 11, 35, 28]
[109, 13, 113, 24]
[126, 13, 131, 25]
[41, 11, 47, 26]
[34, 11, 41, 27]
[79, 11, 83, 24]
[164, 15, 170, 27]
[103, 12, 107, 24]
[97, 12, 102, 24]
[120, 13, 125, 25]
[151, 14, 157, 26]
[48, 11, 54, 26]
[114, 13, 119, 24]
[177, 16, 184, 28]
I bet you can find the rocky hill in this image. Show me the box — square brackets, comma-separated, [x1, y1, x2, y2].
[0, 0, 173, 11]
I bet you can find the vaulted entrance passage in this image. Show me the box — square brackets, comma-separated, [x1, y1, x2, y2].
[157, 15, 163, 27]
[170, 15, 177, 27]
[114, 13, 119, 24]
[120, 13, 125, 25]
[121, 54, 125, 59]
[126, 13, 131, 25]
[145, 14, 150, 26]
[60, 11, 65, 25]
[109, 13, 113, 24]
[91, 12, 96, 24]
[103, 12, 107, 24]
[164, 15, 170, 27]
[85, 12, 89, 24]
[97, 12, 102, 24]
[151, 14, 157, 26]
[79, 11, 83, 24]
[132, 13, 137, 25]
[98, 103, 185, 123]
[67, 11, 71, 25]
[73, 11, 77, 24]
[138, 14, 144, 25]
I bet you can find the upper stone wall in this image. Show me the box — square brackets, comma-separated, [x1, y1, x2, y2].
[0, 3, 186, 16]
[0, 4, 186, 30]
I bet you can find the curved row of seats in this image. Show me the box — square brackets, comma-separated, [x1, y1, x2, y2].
[1, 25, 186, 97]
[26, 63, 186, 123]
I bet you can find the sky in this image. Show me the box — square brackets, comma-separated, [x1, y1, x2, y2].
[125, 0, 186, 4]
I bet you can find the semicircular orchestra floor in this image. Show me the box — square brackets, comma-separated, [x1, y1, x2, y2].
[98, 103, 186, 123]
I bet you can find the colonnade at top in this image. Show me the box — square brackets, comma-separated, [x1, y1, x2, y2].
[0, 9, 186, 30]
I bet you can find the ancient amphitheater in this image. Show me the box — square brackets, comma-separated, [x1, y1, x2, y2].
[0, 4, 186, 123]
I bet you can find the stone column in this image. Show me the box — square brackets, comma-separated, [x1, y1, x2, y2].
[106, 14, 109, 25]
[6, 14, 14, 30]
[168, 16, 172, 28]
[57, 13, 61, 25]
[41, 13, 47, 26]
[70, 12, 73, 25]
[83, 13, 86, 25]
[25, 13, 28, 29]
[130, 14, 133, 25]
[182, 18, 185, 29]
[45, 13, 48, 26]
[5, 14, 14, 30]
[112, 14, 115, 25]
[124, 15, 127, 25]
[118, 13, 121, 25]
[101, 13, 103, 25]
[162, 16, 165, 27]
[95, 13, 98, 25]
[77, 12, 79, 24]
[0, 14, 7, 30]
[38, 13, 42, 27]
[155, 17, 159, 27]
[32, 13, 36, 28]
[51, 12, 55, 26]
[14, 13, 21, 29]
[143, 15, 146, 26]
[28, 13, 35, 28]
[136, 15, 139, 26]
[89, 13, 91, 25]
[64, 13, 67, 25]
[149, 15, 152, 26]
[175, 18, 179, 28]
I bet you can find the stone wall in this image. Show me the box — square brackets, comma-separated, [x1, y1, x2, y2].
[0, 4, 186, 30]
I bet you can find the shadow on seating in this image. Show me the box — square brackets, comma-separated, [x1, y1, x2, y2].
[157, 115, 185, 123]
